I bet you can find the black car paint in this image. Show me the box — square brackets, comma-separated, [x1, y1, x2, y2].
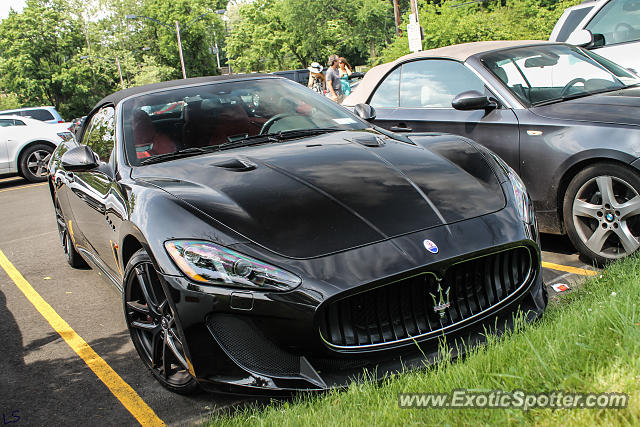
[367, 53, 640, 234]
[48, 76, 546, 393]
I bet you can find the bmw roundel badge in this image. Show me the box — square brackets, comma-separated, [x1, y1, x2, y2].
[423, 239, 439, 254]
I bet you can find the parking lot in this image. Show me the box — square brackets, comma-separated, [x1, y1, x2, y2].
[0, 176, 599, 426]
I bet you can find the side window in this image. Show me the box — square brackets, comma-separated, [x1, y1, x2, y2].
[556, 7, 594, 42]
[82, 107, 115, 162]
[13, 120, 25, 126]
[586, 0, 640, 45]
[22, 109, 54, 121]
[369, 66, 401, 108]
[399, 60, 486, 108]
[0, 119, 14, 127]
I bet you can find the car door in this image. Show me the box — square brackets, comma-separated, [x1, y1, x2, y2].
[65, 106, 120, 276]
[369, 59, 521, 171]
[0, 118, 14, 172]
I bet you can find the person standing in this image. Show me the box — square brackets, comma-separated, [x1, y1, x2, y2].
[325, 54, 344, 103]
[307, 62, 325, 94]
[338, 57, 353, 97]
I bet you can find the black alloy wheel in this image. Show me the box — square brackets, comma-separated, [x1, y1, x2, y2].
[20, 144, 53, 183]
[55, 200, 87, 268]
[564, 163, 640, 265]
[123, 249, 199, 394]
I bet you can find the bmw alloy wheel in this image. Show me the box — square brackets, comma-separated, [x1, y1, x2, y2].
[570, 171, 640, 262]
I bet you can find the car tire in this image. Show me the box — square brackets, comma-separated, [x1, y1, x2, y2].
[123, 248, 199, 395]
[563, 162, 640, 265]
[19, 144, 53, 183]
[55, 199, 88, 268]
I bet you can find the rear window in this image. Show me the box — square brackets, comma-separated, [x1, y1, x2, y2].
[21, 109, 54, 121]
[556, 7, 594, 41]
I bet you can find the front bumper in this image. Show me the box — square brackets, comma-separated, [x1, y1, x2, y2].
[157, 205, 546, 393]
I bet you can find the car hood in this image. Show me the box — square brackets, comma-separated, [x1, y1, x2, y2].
[531, 86, 640, 127]
[133, 131, 506, 258]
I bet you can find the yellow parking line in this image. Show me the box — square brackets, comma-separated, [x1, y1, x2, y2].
[542, 261, 598, 276]
[0, 182, 47, 193]
[0, 248, 165, 426]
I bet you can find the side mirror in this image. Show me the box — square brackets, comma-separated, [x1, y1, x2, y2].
[566, 29, 594, 47]
[452, 90, 497, 111]
[61, 145, 99, 172]
[354, 103, 376, 121]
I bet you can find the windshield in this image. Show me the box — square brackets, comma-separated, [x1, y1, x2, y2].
[122, 78, 368, 165]
[480, 44, 640, 106]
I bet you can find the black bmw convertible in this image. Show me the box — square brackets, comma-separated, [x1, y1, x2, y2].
[48, 75, 546, 394]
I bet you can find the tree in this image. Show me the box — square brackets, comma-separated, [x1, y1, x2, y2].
[0, 0, 106, 118]
[379, 0, 582, 63]
[124, 0, 227, 79]
[227, 0, 394, 72]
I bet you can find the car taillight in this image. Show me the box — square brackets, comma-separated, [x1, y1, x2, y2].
[58, 120, 64, 123]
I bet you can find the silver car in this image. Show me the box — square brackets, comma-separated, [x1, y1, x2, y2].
[550, 0, 640, 74]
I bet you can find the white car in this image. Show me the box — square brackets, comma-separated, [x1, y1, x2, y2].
[0, 115, 72, 182]
[550, 0, 640, 74]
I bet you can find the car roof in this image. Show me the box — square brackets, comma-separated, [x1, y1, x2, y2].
[345, 40, 555, 106]
[0, 106, 56, 113]
[93, 74, 274, 109]
[0, 115, 37, 122]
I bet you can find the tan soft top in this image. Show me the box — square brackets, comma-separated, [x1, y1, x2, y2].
[344, 40, 552, 106]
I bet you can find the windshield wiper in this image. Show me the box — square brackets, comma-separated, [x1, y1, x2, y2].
[216, 128, 342, 150]
[274, 128, 342, 140]
[216, 134, 279, 151]
[139, 128, 346, 164]
[139, 146, 220, 165]
[533, 86, 625, 106]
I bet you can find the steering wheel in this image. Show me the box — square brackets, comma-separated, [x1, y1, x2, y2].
[560, 78, 586, 97]
[615, 22, 634, 33]
[260, 113, 295, 134]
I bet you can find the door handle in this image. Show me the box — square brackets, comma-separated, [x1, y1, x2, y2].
[390, 123, 413, 132]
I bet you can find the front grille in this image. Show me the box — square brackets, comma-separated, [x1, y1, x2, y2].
[319, 247, 533, 349]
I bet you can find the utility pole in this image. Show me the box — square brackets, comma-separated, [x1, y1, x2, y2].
[115, 57, 125, 89]
[393, 0, 401, 36]
[175, 21, 187, 79]
[410, 0, 418, 16]
[407, 0, 423, 52]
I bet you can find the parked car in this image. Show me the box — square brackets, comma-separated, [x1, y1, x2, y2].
[0, 106, 65, 124]
[550, 0, 640, 74]
[271, 68, 310, 85]
[0, 115, 72, 182]
[69, 116, 86, 137]
[48, 75, 546, 394]
[344, 40, 640, 265]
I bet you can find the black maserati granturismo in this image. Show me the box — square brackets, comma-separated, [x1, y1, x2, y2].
[48, 75, 547, 394]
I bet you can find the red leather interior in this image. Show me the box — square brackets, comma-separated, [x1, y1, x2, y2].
[133, 110, 177, 158]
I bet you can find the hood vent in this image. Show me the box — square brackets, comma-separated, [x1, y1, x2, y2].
[348, 135, 385, 147]
[212, 158, 256, 172]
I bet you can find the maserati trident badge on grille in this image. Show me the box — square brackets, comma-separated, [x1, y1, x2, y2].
[430, 282, 451, 318]
[423, 239, 439, 254]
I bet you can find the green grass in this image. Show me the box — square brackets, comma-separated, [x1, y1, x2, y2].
[207, 255, 640, 426]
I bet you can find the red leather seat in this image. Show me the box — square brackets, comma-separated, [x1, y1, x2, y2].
[133, 110, 177, 159]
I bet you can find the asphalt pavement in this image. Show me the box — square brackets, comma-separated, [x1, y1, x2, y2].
[0, 176, 599, 426]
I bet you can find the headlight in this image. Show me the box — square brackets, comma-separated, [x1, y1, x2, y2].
[165, 240, 301, 291]
[488, 152, 533, 224]
[507, 167, 533, 224]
